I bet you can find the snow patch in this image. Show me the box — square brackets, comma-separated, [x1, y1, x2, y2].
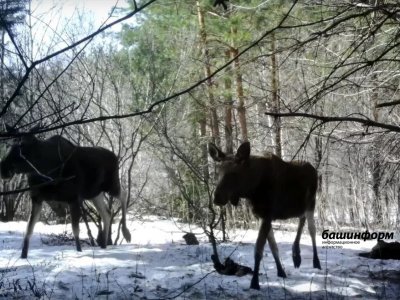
[0, 217, 399, 299]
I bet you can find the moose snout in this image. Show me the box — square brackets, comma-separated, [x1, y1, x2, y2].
[0, 163, 12, 180]
[213, 187, 229, 206]
[214, 197, 227, 206]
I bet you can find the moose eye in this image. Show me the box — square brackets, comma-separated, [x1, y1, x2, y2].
[13, 142, 27, 154]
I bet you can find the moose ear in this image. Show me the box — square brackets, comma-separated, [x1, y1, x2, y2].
[19, 124, 41, 144]
[29, 124, 41, 134]
[236, 141, 250, 162]
[5, 124, 17, 133]
[208, 143, 226, 162]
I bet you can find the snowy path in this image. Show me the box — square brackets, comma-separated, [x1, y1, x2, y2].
[0, 216, 399, 299]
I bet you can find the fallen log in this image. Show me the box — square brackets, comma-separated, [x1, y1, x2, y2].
[211, 254, 253, 277]
[359, 240, 400, 260]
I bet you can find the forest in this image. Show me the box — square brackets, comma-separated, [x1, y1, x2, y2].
[0, 0, 400, 298]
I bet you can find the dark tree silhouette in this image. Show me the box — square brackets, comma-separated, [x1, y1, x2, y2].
[0, 0, 27, 31]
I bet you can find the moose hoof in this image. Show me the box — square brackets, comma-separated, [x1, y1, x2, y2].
[98, 239, 107, 249]
[123, 228, 131, 243]
[277, 269, 287, 278]
[250, 280, 260, 290]
[21, 253, 27, 259]
[293, 254, 301, 268]
[314, 259, 321, 270]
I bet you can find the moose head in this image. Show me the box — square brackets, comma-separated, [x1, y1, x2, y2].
[0, 124, 41, 179]
[208, 142, 253, 207]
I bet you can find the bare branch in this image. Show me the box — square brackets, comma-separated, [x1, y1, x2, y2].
[265, 111, 400, 133]
[0, 0, 158, 118]
[0, 0, 299, 139]
[0, 176, 75, 196]
[376, 100, 400, 108]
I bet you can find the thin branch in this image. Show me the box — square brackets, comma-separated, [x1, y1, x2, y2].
[14, 38, 93, 127]
[0, 176, 75, 196]
[0, 0, 299, 139]
[3, 22, 28, 69]
[0, 0, 158, 118]
[265, 111, 400, 133]
[376, 100, 400, 108]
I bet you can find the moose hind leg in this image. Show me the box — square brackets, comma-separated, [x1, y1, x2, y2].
[251, 219, 270, 290]
[108, 168, 131, 243]
[306, 210, 321, 269]
[69, 202, 82, 252]
[292, 216, 306, 268]
[267, 227, 287, 278]
[115, 190, 131, 242]
[21, 200, 43, 258]
[91, 194, 111, 248]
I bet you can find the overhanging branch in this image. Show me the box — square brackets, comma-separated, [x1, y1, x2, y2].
[0, 0, 158, 118]
[265, 111, 400, 133]
[376, 100, 400, 108]
[0, 1, 299, 139]
[0, 175, 75, 196]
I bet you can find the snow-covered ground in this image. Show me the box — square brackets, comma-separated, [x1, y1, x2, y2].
[0, 216, 399, 299]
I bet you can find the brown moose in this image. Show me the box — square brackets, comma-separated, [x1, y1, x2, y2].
[0, 125, 131, 258]
[209, 141, 321, 289]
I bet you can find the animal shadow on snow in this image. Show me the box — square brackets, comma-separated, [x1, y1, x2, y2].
[313, 242, 400, 300]
[77, 241, 385, 299]
[1, 235, 398, 299]
[222, 240, 398, 299]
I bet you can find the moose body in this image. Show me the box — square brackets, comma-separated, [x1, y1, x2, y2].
[359, 240, 400, 260]
[0, 127, 131, 258]
[209, 142, 321, 289]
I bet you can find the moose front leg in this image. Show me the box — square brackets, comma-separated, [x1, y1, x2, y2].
[21, 200, 43, 258]
[292, 216, 306, 268]
[267, 227, 286, 278]
[251, 218, 271, 290]
[306, 210, 321, 269]
[69, 202, 82, 252]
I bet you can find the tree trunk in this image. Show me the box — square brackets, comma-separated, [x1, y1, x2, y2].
[397, 183, 400, 228]
[230, 27, 248, 142]
[371, 73, 383, 224]
[0, 25, 5, 101]
[196, 1, 220, 146]
[0, 175, 24, 222]
[270, 32, 282, 158]
[224, 50, 234, 154]
[199, 110, 209, 182]
[223, 51, 235, 230]
[314, 134, 326, 225]
[371, 159, 383, 224]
